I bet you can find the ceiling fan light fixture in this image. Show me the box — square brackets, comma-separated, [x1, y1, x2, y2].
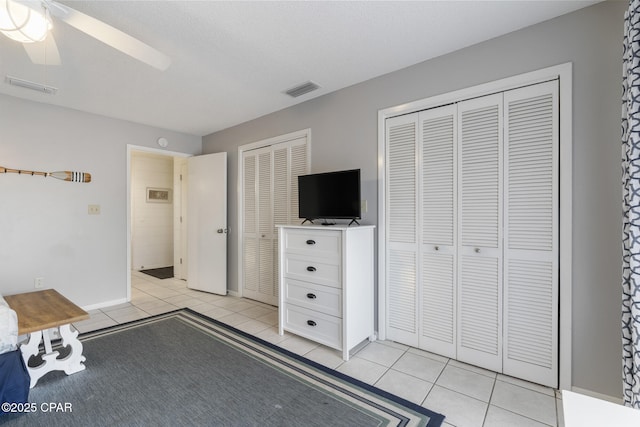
[0, 0, 50, 43]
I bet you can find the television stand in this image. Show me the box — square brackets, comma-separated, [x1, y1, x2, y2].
[301, 218, 314, 225]
[348, 219, 360, 226]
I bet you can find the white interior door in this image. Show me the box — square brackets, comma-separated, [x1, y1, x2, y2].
[187, 152, 227, 294]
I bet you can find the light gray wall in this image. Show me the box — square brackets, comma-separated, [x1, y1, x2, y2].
[0, 94, 201, 307]
[203, 1, 625, 398]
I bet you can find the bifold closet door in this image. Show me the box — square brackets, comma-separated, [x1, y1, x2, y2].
[243, 139, 308, 306]
[386, 105, 458, 357]
[456, 94, 504, 373]
[503, 81, 558, 387]
[385, 113, 420, 346]
[243, 148, 274, 305]
[419, 105, 457, 358]
[384, 80, 559, 388]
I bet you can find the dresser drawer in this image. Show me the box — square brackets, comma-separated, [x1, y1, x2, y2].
[283, 305, 341, 350]
[284, 229, 341, 258]
[284, 255, 341, 288]
[284, 279, 341, 317]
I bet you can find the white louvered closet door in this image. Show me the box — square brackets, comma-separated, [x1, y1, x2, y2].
[386, 113, 420, 346]
[503, 81, 558, 387]
[456, 94, 504, 373]
[419, 105, 457, 358]
[243, 147, 274, 304]
[243, 154, 259, 298]
[384, 81, 559, 388]
[257, 150, 275, 303]
[242, 138, 308, 306]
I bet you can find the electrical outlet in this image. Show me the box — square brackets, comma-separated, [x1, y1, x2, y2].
[34, 277, 44, 289]
[88, 204, 101, 215]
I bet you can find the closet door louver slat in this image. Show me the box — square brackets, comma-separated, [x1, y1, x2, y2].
[503, 81, 558, 387]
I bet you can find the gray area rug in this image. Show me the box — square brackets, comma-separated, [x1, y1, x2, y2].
[0, 309, 444, 426]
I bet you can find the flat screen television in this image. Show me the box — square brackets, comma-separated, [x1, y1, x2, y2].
[298, 169, 361, 225]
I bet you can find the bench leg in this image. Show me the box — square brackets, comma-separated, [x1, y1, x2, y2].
[58, 324, 86, 375]
[19, 324, 86, 388]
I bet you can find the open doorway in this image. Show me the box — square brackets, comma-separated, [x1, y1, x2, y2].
[126, 145, 189, 300]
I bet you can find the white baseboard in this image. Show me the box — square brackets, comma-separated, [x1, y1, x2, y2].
[82, 297, 129, 312]
[570, 386, 623, 405]
[227, 290, 239, 297]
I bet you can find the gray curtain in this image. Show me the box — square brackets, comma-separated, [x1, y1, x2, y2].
[623, 0, 640, 409]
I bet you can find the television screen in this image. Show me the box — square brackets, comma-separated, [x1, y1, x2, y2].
[298, 169, 361, 223]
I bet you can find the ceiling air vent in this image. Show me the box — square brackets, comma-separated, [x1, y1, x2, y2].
[284, 81, 320, 98]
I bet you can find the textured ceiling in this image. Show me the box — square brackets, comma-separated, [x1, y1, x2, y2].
[0, 1, 600, 136]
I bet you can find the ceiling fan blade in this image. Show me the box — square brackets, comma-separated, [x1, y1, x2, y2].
[22, 33, 61, 65]
[47, 1, 171, 71]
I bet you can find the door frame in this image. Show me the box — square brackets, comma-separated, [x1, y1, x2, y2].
[236, 128, 311, 299]
[126, 144, 191, 301]
[377, 63, 572, 390]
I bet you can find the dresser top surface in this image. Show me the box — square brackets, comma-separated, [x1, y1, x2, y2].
[277, 224, 375, 231]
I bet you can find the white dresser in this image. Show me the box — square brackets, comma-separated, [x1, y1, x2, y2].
[277, 224, 375, 360]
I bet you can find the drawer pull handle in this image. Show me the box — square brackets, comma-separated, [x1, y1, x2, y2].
[307, 320, 317, 327]
[306, 293, 317, 299]
[306, 266, 316, 272]
[306, 239, 316, 245]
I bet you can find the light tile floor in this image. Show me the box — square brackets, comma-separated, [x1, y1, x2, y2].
[72, 271, 564, 427]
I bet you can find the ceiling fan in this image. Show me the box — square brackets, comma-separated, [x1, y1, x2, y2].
[0, 0, 171, 70]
